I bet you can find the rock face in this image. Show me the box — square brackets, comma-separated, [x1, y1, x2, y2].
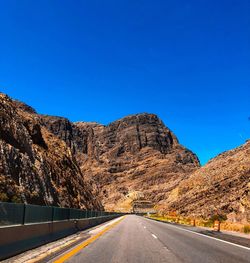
[162, 141, 250, 223]
[0, 93, 102, 209]
[1, 92, 248, 223]
[40, 113, 200, 211]
[39, 110, 250, 222]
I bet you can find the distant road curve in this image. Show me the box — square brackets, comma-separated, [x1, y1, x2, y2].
[52, 215, 250, 263]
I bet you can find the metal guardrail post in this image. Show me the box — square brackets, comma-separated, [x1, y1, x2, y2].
[51, 206, 54, 222]
[22, 204, 26, 225]
[68, 208, 70, 220]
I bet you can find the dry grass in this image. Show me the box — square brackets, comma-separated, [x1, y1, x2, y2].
[149, 214, 250, 234]
[221, 222, 250, 234]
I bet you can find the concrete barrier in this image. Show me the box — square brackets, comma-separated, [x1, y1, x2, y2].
[0, 215, 120, 260]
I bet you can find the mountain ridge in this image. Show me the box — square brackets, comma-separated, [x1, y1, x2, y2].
[38, 110, 200, 210]
[0, 93, 249, 223]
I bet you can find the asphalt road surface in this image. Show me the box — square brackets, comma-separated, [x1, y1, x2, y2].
[55, 215, 250, 263]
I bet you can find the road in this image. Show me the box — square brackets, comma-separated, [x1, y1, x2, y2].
[53, 215, 250, 263]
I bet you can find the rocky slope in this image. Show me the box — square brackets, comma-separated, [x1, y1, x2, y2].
[39, 113, 200, 211]
[2, 93, 248, 223]
[0, 93, 102, 209]
[38, 110, 250, 222]
[161, 141, 250, 223]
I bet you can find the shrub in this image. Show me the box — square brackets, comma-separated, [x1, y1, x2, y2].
[243, 225, 250, 234]
[11, 195, 22, 203]
[0, 192, 8, 202]
[209, 214, 227, 223]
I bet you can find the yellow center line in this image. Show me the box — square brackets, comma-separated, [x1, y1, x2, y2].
[53, 216, 126, 263]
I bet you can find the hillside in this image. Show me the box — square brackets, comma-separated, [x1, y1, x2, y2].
[1, 93, 248, 223]
[40, 113, 200, 211]
[0, 93, 102, 209]
[161, 140, 250, 223]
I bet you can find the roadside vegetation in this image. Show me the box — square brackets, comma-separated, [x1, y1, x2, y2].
[148, 213, 250, 234]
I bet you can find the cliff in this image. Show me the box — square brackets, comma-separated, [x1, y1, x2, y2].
[0, 93, 102, 209]
[40, 113, 200, 211]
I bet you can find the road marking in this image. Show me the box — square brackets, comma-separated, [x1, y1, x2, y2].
[144, 226, 146, 229]
[88, 217, 123, 235]
[53, 216, 125, 263]
[147, 219, 250, 251]
[152, 234, 158, 239]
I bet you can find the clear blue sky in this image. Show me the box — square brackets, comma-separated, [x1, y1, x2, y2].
[0, 0, 249, 165]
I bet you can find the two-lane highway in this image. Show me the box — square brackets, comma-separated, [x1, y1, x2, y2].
[53, 215, 250, 263]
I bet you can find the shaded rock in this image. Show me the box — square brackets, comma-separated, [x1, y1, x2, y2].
[0, 93, 102, 210]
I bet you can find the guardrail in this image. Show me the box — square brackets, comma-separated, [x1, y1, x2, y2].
[0, 201, 122, 226]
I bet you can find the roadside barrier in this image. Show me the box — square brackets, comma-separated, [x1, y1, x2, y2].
[0, 202, 125, 260]
[0, 201, 122, 226]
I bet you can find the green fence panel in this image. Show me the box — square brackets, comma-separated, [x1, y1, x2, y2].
[69, 208, 81, 220]
[81, 210, 87, 219]
[0, 201, 120, 226]
[86, 210, 90, 218]
[0, 202, 24, 225]
[53, 207, 70, 221]
[24, 204, 53, 224]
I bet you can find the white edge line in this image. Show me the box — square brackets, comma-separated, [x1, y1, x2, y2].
[147, 218, 250, 250]
[152, 234, 158, 239]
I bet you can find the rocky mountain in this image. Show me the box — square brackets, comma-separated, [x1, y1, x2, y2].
[161, 140, 250, 223]
[36, 109, 250, 223]
[2, 92, 248, 223]
[39, 113, 200, 211]
[0, 93, 102, 209]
